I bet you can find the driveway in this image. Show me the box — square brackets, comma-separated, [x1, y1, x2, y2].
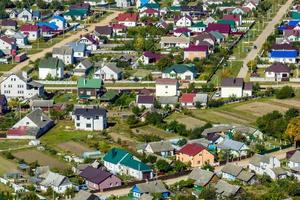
[0, 10, 122, 82]
[237, 0, 293, 78]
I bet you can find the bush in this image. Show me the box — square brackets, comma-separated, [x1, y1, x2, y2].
[207, 99, 224, 108]
[275, 86, 295, 99]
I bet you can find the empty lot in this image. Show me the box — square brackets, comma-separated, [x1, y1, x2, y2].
[165, 113, 206, 130]
[57, 141, 92, 155]
[0, 156, 18, 175]
[234, 102, 289, 117]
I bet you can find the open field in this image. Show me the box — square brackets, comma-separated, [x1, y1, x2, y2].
[57, 141, 92, 156]
[165, 113, 206, 130]
[13, 149, 67, 170]
[0, 140, 29, 151]
[134, 125, 176, 138]
[270, 99, 300, 108]
[0, 156, 18, 175]
[234, 102, 289, 117]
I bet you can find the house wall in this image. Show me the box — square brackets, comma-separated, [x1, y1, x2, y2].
[119, 21, 137, 27]
[221, 86, 243, 98]
[156, 83, 178, 97]
[39, 67, 63, 79]
[184, 51, 207, 60]
[269, 57, 297, 64]
[176, 149, 214, 168]
[222, 172, 236, 181]
[78, 88, 99, 98]
[162, 71, 195, 81]
[176, 18, 192, 27]
[243, 89, 252, 97]
[0, 40, 14, 51]
[12, 116, 37, 128]
[99, 66, 121, 80]
[74, 114, 106, 131]
[21, 30, 39, 41]
[52, 54, 73, 65]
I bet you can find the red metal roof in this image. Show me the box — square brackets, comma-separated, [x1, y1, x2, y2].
[223, 14, 240, 22]
[142, 8, 159, 14]
[179, 93, 196, 103]
[20, 24, 39, 32]
[112, 24, 127, 30]
[206, 23, 231, 34]
[177, 143, 205, 156]
[116, 13, 138, 22]
[184, 44, 208, 52]
[156, 78, 177, 85]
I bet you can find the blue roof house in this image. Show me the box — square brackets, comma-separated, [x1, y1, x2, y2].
[269, 43, 298, 64]
[288, 20, 300, 26]
[131, 180, 170, 199]
[49, 16, 67, 30]
[32, 10, 41, 21]
[67, 42, 86, 60]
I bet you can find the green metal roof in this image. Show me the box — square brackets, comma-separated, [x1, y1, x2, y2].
[192, 21, 206, 28]
[77, 78, 102, 88]
[163, 63, 197, 74]
[209, 31, 225, 40]
[217, 20, 236, 28]
[64, 9, 88, 16]
[103, 148, 152, 172]
[141, 3, 160, 9]
[169, 6, 181, 11]
[100, 90, 118, 101]
[38, 57, 65, 69]
[291, 11, 300, 20]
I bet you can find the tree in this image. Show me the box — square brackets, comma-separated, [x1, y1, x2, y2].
[145, 112, 163, 125]
[177, 138, 187, 146]
[133, 35, 145, 51]
[156, 57, 172, 71]
[132, 106, 142, 116]
[201, 162, 214, 172]
[173, 160, 187, 172]
[285, 108, 299, 121]
[126, 115, 138, 125]
[202, 83, 215, 92]
[275, 86, 295, 99]
[98, 141, 111, 153]
[198, 185, 217, 200]
[36, 0, 48, 9]
[156, 159, 171, 172]
[285, 117, 300, 146]
[190, 123, 212, 139]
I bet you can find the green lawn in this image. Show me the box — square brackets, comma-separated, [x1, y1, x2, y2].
[0, 156, 18, 176]
[0, 63, 17, 72]
[0, 140, 28, 151]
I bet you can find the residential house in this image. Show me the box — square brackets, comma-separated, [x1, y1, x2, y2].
[115, 13, 138, 27]
[79, 34, 99, 51]
[94, 62, 122, 80]
[0, 35, 17, 55]
[9, 9, 18, 19]
[64, 9, 89, 21]
[188, 168, 218, 190]
[100, 90, 119, 103]
[0, 73, 44, 99]
[20, 24, 40, 41]
[112, 24, 127, 36]
[49, 16, 67, 30]
[283, 29, 300, 42]
[222, 14, 242, 26]
[184, 45, 208, 60]
[180, 93, 208, 108]
[80, 166, 121, 191]
[13, 32, 29, 48]
[116, 0, 133, 7]
[176, 143, 214, 167]
[0, 95, 8, 115]
[30, 100, 54, 111]
[155, 78, 179, 97]
[0, 19, 17, 30]
[204, 16, 216, 25]
[38, 57, 65, 80]
[243, 1, 257, 10]
[215, 180, 241, 198]
[17, 8, 32, 22]
[72, 106, 107, 131]
[74, 59, 93, 76]
[139, 8, 160, 18]
[136, 0, 156, 8]
[249, 154, 281, 179]
[206, 23, 231, 36]
[40, 171, 73, 193]
[210, 31, 225, 43]
[288, 151, 300, 181]
[103, 148, 153, 180]
[173, 27, 192, 37]
[158, 96, 178, 108]
[70, 2, 91, 12]
[269, 43, 298, 63]
[174, 15, 193, 27]
[67, 42, 86, 59]
[220, 77, 253, 98]
[265, 62, 291, 81]
[136, 95, 155, 109]
[138, 51, 163, 65]
[84, 0, 108, 6]
[73, 190, 100, 200]
[236, 170, 257, 185]
[131, 180, 170, 199]
[7, 108, 54, 139]
[77, 78, 103, 99]
[220, 163, 256, 184]
[217, 138, 249, 157]
[95, 26, 113, 38]
[190, 21, 207, 33]
[160, 36, 190, 49]
[32, 10, 41, 21]
[52, 46, 74, 65]
[162, 63, 197, 81]
[142, 141, 175, 157]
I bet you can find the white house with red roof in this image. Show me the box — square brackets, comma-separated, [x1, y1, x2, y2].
[112, 24, 127, 36]
[139, 8, 160, 18]
[155, 78, 179, 97]
[222, 14, 242, 26]
[20, 24, 40, 41]
[173, 27, 192, 37]
[174, 15, 193, 27]
[243, 1, 257, 10]
[179, 93, 208, 108]
[115, 13, 138, 27]
[79, 34, 99, 51]
[0, 35, 17, 55]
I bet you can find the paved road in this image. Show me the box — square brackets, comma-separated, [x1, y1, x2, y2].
[237, 0, 293, 78]
[96, 147, 295, 198]
[0, 10, 122, 82]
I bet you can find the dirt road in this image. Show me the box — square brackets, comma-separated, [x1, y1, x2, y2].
[96, 147, 295, 198]
[0, 10, 122, 81]
[237, 0, 293, 78]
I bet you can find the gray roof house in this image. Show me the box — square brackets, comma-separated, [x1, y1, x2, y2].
[95, 26, 113, 37]
[217, 138, 249, 157]
[7, 109, 54, 139]
[132, 180, 170, 199]
[52, 46, 74, 65]
[236, 170, 256, 184]
[143, 141, 175, 157]
[158, 96, 178, 108]
[40, 171, 73, 194]
[30, 100, 54, 110]
[188, 168, 217, 186]
[221, 163, 243, 180]
[74, 59, 93, 76]
[94, 62, 122, 80]
[73, 190, 100, 200]
[215, 180, 241, 197]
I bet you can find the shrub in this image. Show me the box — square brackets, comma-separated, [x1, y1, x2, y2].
[275, 86, 295, 99]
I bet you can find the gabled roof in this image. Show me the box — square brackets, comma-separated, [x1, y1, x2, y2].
[146, 141, 174, 152]
[163, 63, 197, 74]
[218, 138, 246, 151]
[20, 24, 39, 32]
[209, 31, 225, 40]
[156, 78, 178, 85]
[141, 3, 160, 9]
[26, 109, 53, 128]
[73, 190, 100, 200]
[215, 180, 240, 197]
[174, 27, 191, 33]
[221, 163, 243, 177]
[79, 59, 93, 69]
[64, 9, 88, 17]
[0, 35, 16, 45]
[191, 21, 206, 28]
[180, 93, 196, 103]
[188, 168, 216, 186]
[53, 46, 73, 55]
[135, 180, 168, 194]
[143, 51, 163, 60]
[184, 44, 208, 52]
[73, 107, 107, 117]
[174, 15, 193, 23]
[221, 77, 244, 87]
[77, 78, 102, 88]
[40, 171, 69, 188]
[271, 43, 296, 50]
[80, 166, 115, 184]
[158, 96, 178, 105]
[67, 42, 86, 52]
[206, 23, 231, 34]
[289, 150, 300, 163]
[1, 19, 17, 27]
[222, 14, 240, 22]
[265, 62, 290, 73]
[102, 63, 122, 74]
[115, 13, 138, 22]
[178, 143, 205, 157]
[95, 26, 113, 35]
[236, 171, 255, 182]
[38, 57, 65, 69]
[137, 95, 155, 104]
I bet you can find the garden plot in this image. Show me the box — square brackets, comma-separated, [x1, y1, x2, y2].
[166, 113, 206, 130]
[13, 150, 68, 170]
[235, 102, 289, 117]
[57, 141, 92, 156]
[0, 156, 18, 175]
[270, 99, 300, 108]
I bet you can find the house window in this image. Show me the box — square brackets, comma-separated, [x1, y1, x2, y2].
[95, 116, 99, 119]
[86, 124, 91, 128]
[76, 116, 80, 120]
[76, 123, 80, 127]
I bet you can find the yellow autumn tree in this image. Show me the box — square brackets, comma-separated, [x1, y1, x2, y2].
[285, 116, 300, 145]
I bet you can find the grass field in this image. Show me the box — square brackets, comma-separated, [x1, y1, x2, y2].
[57, 141, 92, 156]
[0, 63, 17, 72]
[165, 112, 206, 130]
[0, 156, 18, 176]
[13, 149, 68, 170]
[0, 140, 28, 151]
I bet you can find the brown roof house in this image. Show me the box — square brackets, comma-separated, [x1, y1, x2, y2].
[80, 166, 121, 191]
[220, 77, 252, 98]
[136, 95, 155, 109]
[265, 62, 291, 81]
